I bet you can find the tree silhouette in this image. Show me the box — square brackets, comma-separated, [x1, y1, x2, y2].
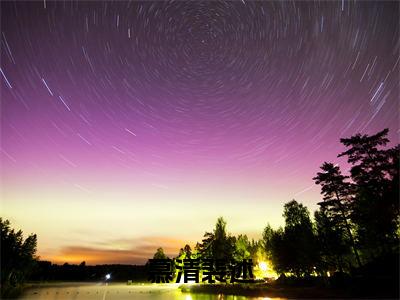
[282, 200, 319, 277]
[197, 217, 236, 261]
[314, 208, 350, 273]
[338, 128, 399, 257]
[313, 162, 361, 267]
[265, 227, 288, 275]
[262, 224, 274, 261]
[1, 218, 37, 298]
[263, 201, 319, 277]
[153, 247, 168, 259]
[177, 244, 193, 259]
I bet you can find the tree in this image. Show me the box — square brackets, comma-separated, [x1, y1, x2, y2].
[234, 234, 251, 261]
[262, 224, 274, 261]
[153, 247, 168, 259]
[197, 217, 236, 261]
[313, 162, 361, 267]
[177, 244, 193, 259]
[1, 218, 37, 298]
[267, 227, 290, 275]
[281, 200, 319, 277]
[195, 231, 213, 257]
[314, 208, 351, 273]
[338, 129, 399, 256]
[263, 201, 319, 277]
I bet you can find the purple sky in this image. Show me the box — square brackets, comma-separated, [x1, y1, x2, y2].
[1, 1, 398, 264]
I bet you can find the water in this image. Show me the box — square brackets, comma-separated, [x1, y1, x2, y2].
[19, 282, 285, 300]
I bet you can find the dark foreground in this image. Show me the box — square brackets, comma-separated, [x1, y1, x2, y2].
[15, 282, 282, 300]
[8, 279, 398, 300]
[181, 282, 398, 299]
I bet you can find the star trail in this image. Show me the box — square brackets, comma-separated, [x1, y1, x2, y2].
[1, 1, 398, 264]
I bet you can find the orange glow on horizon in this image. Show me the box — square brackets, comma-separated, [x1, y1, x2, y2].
[40, 239, 195, 265]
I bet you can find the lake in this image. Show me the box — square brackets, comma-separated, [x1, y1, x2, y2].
[19, 282, 286, 300]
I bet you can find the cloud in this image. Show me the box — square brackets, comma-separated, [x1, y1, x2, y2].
[40, 236, 193, 265]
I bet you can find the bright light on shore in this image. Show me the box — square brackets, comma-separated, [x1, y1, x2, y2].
[255, 260, 278, 280]
[259, 261, 268, 272]
[105, 273, 111, 280]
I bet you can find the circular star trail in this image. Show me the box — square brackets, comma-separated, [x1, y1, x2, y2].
[1, 1, 398, 264]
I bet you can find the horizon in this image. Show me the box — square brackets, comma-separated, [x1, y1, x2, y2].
[1, 1, 398, 266]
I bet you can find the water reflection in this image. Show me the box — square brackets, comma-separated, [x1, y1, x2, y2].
[19, 283, 286, 300]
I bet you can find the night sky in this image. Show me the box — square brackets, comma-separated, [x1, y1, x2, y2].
[1, 1, 398, 264]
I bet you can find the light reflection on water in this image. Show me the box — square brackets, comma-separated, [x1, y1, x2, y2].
[19, 283, 286, 300]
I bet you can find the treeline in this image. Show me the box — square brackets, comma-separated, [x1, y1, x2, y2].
[312, 128, 399, 272]
[0, 220, 148, 297]
[158, 129, 399, 278]
[153, 129, 399, 293]
[153, 217, 261, 263]
[1, 219, 37, 298]
[261, 129, 399, 296]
